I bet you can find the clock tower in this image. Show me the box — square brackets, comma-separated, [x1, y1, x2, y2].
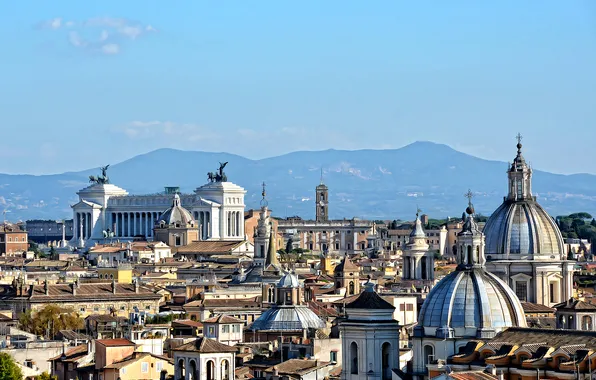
[315, 170, 329, 222]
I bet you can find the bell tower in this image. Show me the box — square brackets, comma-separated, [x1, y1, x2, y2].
[315, 169, 329, 222]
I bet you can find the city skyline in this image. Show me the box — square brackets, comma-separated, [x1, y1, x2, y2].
[1, 1, 595, 175]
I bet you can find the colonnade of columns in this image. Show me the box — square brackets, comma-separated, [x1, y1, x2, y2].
[74, 212, 93, 240]
[193, 211, 211, 239]
[226, 211, 241, 238]
[402, 255, 434, 281]
[110, 212, 161, 238]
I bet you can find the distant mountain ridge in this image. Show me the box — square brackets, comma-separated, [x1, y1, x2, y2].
[2, 141, 596, 221]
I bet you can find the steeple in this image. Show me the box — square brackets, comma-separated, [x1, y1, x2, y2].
[315, 170, 329, 222]
[266, 226, 279, 266]
[260, 182, 268, 209]
[507, 133, 533, 201]
[457, 189, 486, 269]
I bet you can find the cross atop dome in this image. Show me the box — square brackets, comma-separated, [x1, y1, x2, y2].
[516, 132, 523, 153]
[260, 182, 268, 208]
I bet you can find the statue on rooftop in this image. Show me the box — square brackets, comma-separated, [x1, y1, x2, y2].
[207, 162, 229, 182]
[89, 164, 110, 184]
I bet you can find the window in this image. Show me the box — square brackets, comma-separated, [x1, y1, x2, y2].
[156, 362, 162, 372]
[145, 305, 151, 310]
[222, 325, 230, 333]
[285, 292, 291, 303]
[330, 351, 338, 362]
[175, 235, 181, 246]
[208, 326, 215, 336]
[406, 304, 414, 311]
[233, 324, 240, 333]
[515, 282, 527, 302]
[93, 306, 99, 312]
[399, 304, 405, 311]
[80, 307, 85, 312]
[350, 342, 358, 374]
[221, 359, 230, 380]
[141, 362, 148, 373]
[121, 368, 126, 375]
[120, 306, 126, 311]
[335, 243, 339, 250]
[583, 315, 593, 331]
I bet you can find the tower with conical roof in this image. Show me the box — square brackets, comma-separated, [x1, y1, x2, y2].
[402, 210, 434, 281]
[254, 182, 272, 267]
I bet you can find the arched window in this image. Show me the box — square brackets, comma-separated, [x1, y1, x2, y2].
[350, 342, 358, 374]
[349, 281, 355, 295]
[568, 315, 574, 329]
[189, 360, 197, 380]
[424, 345, 434, 366]
[177, 359, 185, 380]
[583, 315, 593, 331]
[382, 342, 391, 380]
[558, 315, 566, 328]
[421, 257, 427, 280]
[206, 360, 215, 380]
[221, 359, 230, 380]
[467, 245, 473, 265]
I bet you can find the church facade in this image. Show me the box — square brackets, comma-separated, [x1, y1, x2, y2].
[70, 163, 246, 248]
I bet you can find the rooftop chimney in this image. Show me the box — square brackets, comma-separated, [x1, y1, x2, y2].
[134, 279, 139, 293]
[71, 282, 76, 296]
[112, 279, 117, 294]
[44, 280, 49, 295]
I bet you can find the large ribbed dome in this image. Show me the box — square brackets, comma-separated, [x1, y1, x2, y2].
[484, 200, 564, 256]
[157, 193, 195, 227]
[418, 269, 526, 337]
[483, 140, 564, 257]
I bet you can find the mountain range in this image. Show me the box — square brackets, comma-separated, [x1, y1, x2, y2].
[2, 141, 596, 222]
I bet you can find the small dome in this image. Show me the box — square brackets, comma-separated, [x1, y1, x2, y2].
[157, 193, 194, 227]
[278, 271, 301, 288]
[250, 305, 325, 331]
[483, 201, 564, 256]
[418, 269, 526, 337]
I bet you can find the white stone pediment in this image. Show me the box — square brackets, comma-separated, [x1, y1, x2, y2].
[71, 200, 103, 210]
[510, 273, 532, 281]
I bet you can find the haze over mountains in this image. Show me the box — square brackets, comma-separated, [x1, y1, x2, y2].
[1, 141, 595, 222]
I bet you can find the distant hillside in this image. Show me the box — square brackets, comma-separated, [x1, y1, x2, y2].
[1, 141, 596, 221]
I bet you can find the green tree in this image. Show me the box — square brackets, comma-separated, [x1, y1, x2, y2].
[0, 352, 23, 380]
[36, 373, 57, 380]
[19, 305, 83, 339]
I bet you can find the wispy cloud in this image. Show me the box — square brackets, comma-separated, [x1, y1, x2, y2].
[115, 121, 219, 142]
[35, 17, 157, 55]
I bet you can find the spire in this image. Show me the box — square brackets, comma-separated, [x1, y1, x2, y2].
[409, 209, 426, 239]
[266, 224, 279, 266]
[508, 133, 533, 201]
[260, 182, 268, 208]
[320, 168, 324, 185]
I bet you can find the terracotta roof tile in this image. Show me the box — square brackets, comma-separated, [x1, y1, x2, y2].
[176, 240, 246, 254]
[203, 315, 245, 324]
[265, 359, 330, 375]
[96, 338, 136, 347]
[173, 337, 237, 353]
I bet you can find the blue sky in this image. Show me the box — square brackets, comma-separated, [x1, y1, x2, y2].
[1, 1, 595, 175]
